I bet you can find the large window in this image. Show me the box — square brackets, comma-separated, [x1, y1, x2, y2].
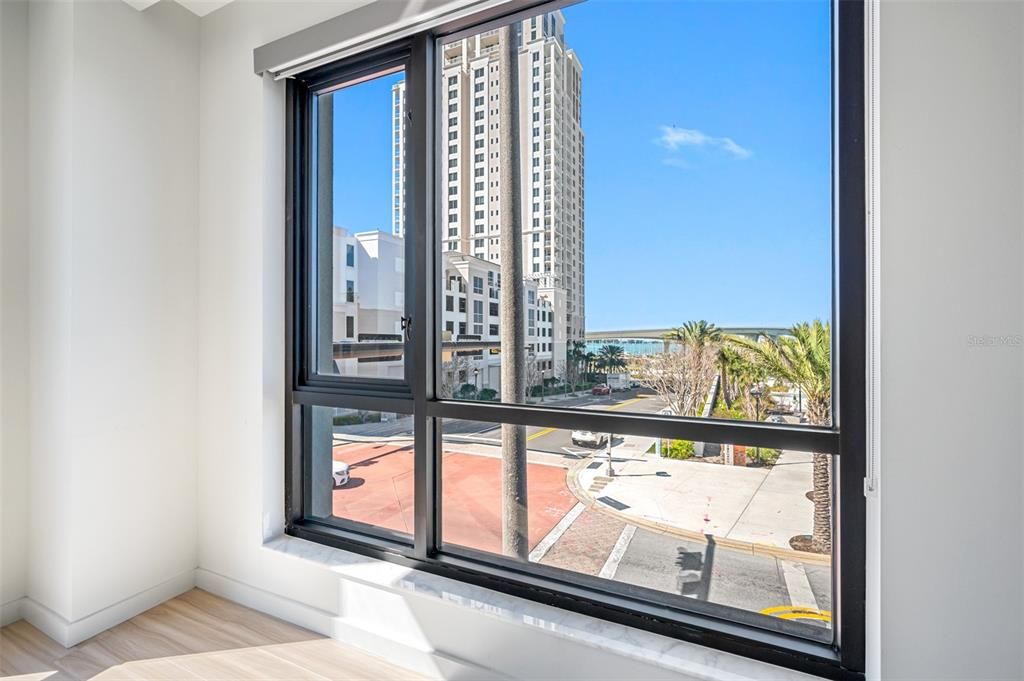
[285, 1, 865, 677]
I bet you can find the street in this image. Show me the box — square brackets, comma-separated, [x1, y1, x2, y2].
[330, 388, 832, 640]
[448, 387, 668, 455]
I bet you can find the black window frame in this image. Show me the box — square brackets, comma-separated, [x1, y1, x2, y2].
[284, 1, 865, 678]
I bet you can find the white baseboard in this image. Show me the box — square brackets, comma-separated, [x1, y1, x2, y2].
[195, 568, 509, 681]
[17, 569, 196, 647]
[6, 567, 503, 681]
[0, 596, 26, 626]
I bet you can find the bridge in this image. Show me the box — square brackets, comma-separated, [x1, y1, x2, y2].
[583, 327, 790, 342]
[330, 327, 793, 362]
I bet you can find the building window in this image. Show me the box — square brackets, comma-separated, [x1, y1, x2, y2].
[286, 3, 864, 677]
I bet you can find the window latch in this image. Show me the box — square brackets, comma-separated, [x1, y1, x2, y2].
[401, 316, 413, 341]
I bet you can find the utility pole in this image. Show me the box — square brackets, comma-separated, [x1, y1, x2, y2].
[499, 22, 528, 560]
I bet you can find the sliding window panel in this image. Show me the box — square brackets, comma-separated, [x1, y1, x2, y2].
[440, 416, 834, 644]
[307, 65, 413, 387]
[433, 1, 835, 426]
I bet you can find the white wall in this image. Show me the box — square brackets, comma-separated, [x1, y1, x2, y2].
[22, 0, 201, 634]
[196, 0, 367, 593]
[192, 2, 1024, 679]
[0, 0, 30, 621]
[878, 1, 1024, 679]
[2, 0, 1022, 678]
[27, 0, 75, 621]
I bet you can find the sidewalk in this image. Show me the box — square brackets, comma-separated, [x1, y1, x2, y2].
[573, 440, 816, 551]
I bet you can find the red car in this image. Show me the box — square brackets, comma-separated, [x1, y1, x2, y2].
[591, 384, 611, 395]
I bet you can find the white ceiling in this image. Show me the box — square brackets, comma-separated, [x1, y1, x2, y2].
[122, 0, 236, 18]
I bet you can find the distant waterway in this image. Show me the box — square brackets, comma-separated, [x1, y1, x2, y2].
[584, 339, 676, 356]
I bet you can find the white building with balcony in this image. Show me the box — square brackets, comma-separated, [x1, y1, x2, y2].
[441, 252, 555, 394]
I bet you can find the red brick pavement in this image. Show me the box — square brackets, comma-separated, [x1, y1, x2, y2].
[539, 508, 626, 576]
[332, 443, 577, 553]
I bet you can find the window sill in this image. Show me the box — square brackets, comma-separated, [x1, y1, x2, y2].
[262, 534, 823, 681]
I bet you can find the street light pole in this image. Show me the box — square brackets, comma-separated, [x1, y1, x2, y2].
[750, 385, 763, 463]
[606, 433, 615, 477]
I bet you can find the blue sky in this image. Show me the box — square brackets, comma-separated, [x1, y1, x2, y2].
[330, 0, 832, 331]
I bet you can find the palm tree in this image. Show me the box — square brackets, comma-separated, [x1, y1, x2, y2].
[566, 340, 587, 393]
[716, 345, 745, 408]
[728, 321, 832, 553]
[596, 344, 627, 374]
[666, 320, 722, 350]
[582, 351, 597, 380]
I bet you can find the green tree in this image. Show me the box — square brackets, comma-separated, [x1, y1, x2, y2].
[566, 340, 587, 393]
[716, 345, 746, 408]
[596, 344, 627, 374]
[729, 321, 832, 553]
[666, 320, 722, 349]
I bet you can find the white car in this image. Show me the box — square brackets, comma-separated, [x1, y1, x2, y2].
[332, 460, 351, 487]
[766, 415, 788, 424]
[571, 430, 608, 448]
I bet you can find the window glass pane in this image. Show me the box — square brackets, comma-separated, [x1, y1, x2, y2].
[308, 406, 414, 539]
[432, 2, 832, 425]
[441, 418, 833, 643]
[313, 68, 408, 380]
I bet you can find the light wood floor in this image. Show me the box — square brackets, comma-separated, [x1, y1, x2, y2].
[0, 589, 426, 680]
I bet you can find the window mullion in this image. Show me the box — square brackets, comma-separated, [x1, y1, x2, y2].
[409, 32, 438, 559]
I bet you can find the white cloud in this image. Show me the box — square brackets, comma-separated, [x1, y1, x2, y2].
[657, 125, 752, 159]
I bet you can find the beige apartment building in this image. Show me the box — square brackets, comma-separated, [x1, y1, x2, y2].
[392, 11, 584, 377]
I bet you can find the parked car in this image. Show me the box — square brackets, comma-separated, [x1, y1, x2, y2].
[591, 383, 611, 395]
[571, 430, 608, 448]
[766, 415, 787, 424]
[332, 460, 351, 487]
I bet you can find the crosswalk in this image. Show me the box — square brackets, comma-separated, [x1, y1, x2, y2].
[527, 505, 831, 633]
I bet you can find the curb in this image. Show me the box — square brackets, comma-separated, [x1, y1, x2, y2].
[564, 456, 832, 566]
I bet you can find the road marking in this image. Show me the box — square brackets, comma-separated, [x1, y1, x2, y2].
[761, 605, 832, 616]
[598, 525, 637, 580]
[528, 502, 586, 563]
[527, 426, 556, 441]
[605, 398, 643, 412]
[760, 605, 832, 623]
[777, 611, 832, 622]
[780, 559, 819, 610]
[758, 560, 833, 624]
